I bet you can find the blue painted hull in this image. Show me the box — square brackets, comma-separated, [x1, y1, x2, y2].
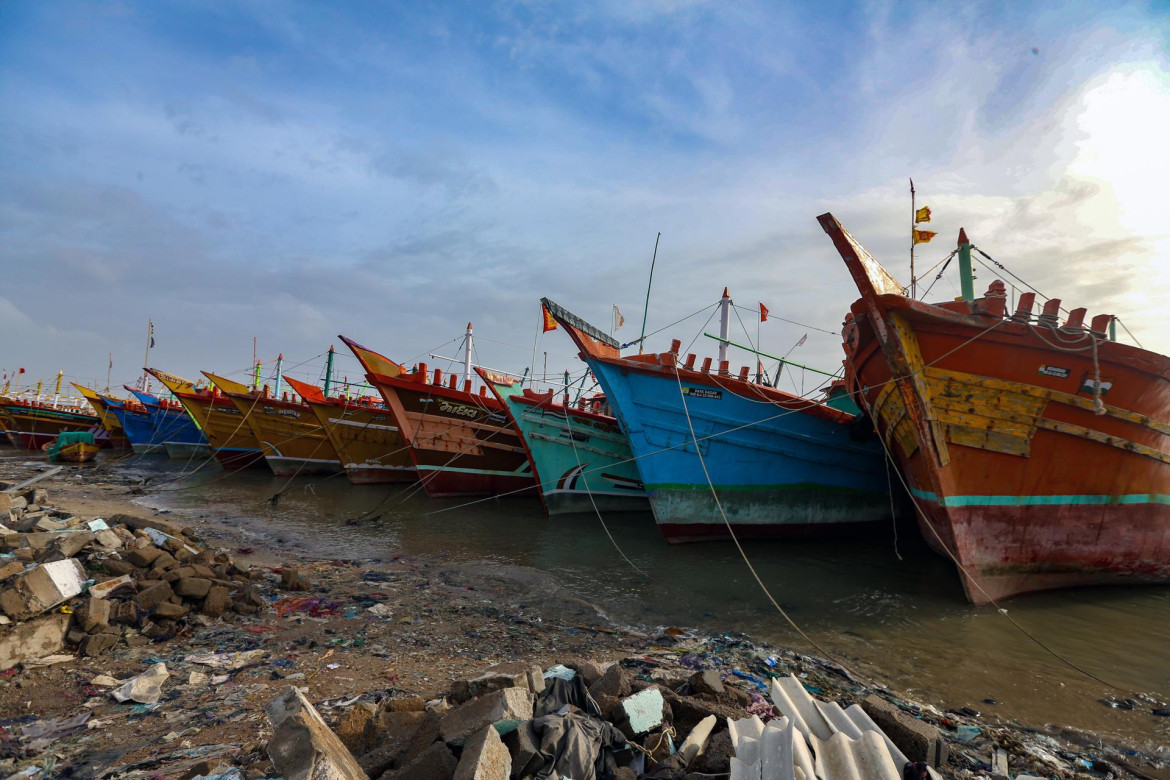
[106, 400, 164, 454]
[129, 390, 208, 454]
[584, 357, 891, 541]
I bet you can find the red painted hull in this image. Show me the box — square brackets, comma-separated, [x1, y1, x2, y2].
[821, 212, 1170, 603]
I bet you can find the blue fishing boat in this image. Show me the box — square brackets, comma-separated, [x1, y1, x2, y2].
[103, 395, 163, 454]
[544, 296, 891, 542]
[127, 388, 210, 459]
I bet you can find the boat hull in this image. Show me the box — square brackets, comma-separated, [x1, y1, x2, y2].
[223, 393, 343, 477]
[584, 356, 891, 541]
[371, 377, 534, 498]
[178, 393, 267, 470]
[162, 442, 212, 460]
[0, 401, 105, 451]
[821, 211, 1170, 602]
[487, 380, 648, 516]
[298, 395, 416, 485]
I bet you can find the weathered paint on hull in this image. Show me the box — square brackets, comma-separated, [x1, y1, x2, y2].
[414, 466, 535, 498]
[222, 392, 342, 477]
[106, 401, 164, 454]
[0, 401, 104, 451]
[163, 442, 212, 459]
[285, 377, 416, 486]
[128, 391, 209, 451]
[178, 394, 267, 471]
[482, 375, 648, 516]
[821, 211, 1170, 602]
[582, 356, 890, 540]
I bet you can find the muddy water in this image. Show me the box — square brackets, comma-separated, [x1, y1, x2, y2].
[118, 457, 1169, 753]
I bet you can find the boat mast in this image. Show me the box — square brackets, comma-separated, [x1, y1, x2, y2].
[717, 288, 731, 365]
[957, 228, 974, 301]
[638, 232, 661, 355]
[53, 371, 63, 408]
[463, 323, 474, 384]
[274, 353, 284, 397]
[142, 319, 154, 393]
[324, 345, 335, 397]
[910, 179, 917, 300]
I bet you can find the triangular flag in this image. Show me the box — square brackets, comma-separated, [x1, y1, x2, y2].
[542, 304, 558, 333]
[913, 229, 937, 245]
[760, 303, 769, 322]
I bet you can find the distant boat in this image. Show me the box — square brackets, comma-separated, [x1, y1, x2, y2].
[126, 387, 211, 460]
[102, 394, 162, 455]
[819, 211, 1170, 602]
[0, 395, 105, 451]
[284, 376, 416, 485]
[341, 327, 536, 498]
[477, 367, 648, 515]
[43, 431, 100, 463]
[204, 370, 343, 477]
[544, 296, 891, 542]
[72, 384, 131, 451]
[146, 368, 267, 471]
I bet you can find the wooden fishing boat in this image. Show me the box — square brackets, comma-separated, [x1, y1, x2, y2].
[477, 367, 648, 515]
[205, 371, 343, 477]
[0, 406, 16, 445]
[341, 329, 536, 498]
[146, 368, 267, 470]
[819, 212, 1170, 602]
[43, 431, 100, 463]
[103, 391, 165, 454]
[71, 384, 131, 450]
[284, 376, 416, 485]
[0, 395, 105, 450]
[545, 297, 891, 542]
[127, 387, 210, 459]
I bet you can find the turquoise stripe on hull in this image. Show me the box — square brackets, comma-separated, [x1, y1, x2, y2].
[910, 488, 1170, 507]
[584, 358, 890, 538]
[494, 385, 647, 516]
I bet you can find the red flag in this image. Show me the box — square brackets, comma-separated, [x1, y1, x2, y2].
[541, 304, 558, 333]
[759, 303, 769, 323]
[18, 367, 25, 374]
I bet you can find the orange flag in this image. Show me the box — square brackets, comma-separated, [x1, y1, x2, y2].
[913, 229, 937, 245]
[542, 304, 558, 333]
[760, 302, 769, 322]
[915, 206, 932, 223]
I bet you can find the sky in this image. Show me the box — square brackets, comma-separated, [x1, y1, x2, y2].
[1, 0, 1168, 397]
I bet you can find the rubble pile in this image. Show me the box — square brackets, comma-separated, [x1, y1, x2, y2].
[1, 483, 293, 667]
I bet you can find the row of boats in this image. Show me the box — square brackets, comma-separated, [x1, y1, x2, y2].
[3, 214, 1167, 605]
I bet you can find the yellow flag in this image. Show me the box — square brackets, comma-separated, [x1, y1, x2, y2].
[913, 229, 937, 245]
[915, 206, 932, 223]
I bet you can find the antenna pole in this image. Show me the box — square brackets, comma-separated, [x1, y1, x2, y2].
[910, 178, 916, 299]
[638, 232, 661, 354]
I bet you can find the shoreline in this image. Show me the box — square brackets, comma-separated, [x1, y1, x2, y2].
[0, 453, 1167, 778]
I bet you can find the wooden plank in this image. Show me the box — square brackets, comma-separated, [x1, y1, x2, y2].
[2, 467, 64, 494]
[935, 408, 1035, 440]
[944, 424, 1032, 456]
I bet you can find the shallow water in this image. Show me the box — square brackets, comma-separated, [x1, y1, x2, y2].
[103, 454, 1170, 753]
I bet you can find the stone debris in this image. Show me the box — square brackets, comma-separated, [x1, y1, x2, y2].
[265, 686, 368, 780]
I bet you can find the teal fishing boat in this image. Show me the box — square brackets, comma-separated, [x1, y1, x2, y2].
[477, 368, 647, 516]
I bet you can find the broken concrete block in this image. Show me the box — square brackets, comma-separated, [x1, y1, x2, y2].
[358, 711, 432, 777]
[80, 597, 112, 633]
[0, 612, 71, 671]
[451, 662, 544, 704]
[124, 546, 163, 568]
[860, 695, 947, 767]
[617, 687, 666, 737]
[90, 574, 135, 599]
[94, 529, 122, 548]
[201, 585, 230, 617]
[590, 662, 631, 700]
[153, 601, 190, 619]
[678, 714, 717, 767]
[265, 686, 368, 780]
[0, 560, 23, 582]
[135, 580, 174, 610]
[50, 531, 97, 558]
[336, 701, 378, 756]
[690, 670, 725, 698]
[0, 558, 88, 620]
[440, 687, 534, 746]
[386, 740, 456, 780]
[281, 566, 311, 591]
[80, 632, 119, 657]
[175, 577, 212, 598]
[112, 662, 169, 704]
[453, 724, 511, 780]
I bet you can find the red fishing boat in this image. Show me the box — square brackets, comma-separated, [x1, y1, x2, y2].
[819, 212, 1170, 603]
[340, 327, 535, 498]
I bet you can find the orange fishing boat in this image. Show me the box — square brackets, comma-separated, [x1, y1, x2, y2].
[819, 212, 1170, 603]
[340, 327, 535, 498]
[205, 369, 343, 477]
[284, 376, 416, 485]
[146, 368, 267, 470]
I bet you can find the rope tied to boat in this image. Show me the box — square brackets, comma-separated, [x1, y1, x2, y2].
[1025, 323, 1107, 415]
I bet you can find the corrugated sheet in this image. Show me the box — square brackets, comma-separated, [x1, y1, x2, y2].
[727, 674, 939, 780]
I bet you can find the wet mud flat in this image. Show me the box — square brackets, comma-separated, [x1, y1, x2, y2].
[0, 452, 1167, 778]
